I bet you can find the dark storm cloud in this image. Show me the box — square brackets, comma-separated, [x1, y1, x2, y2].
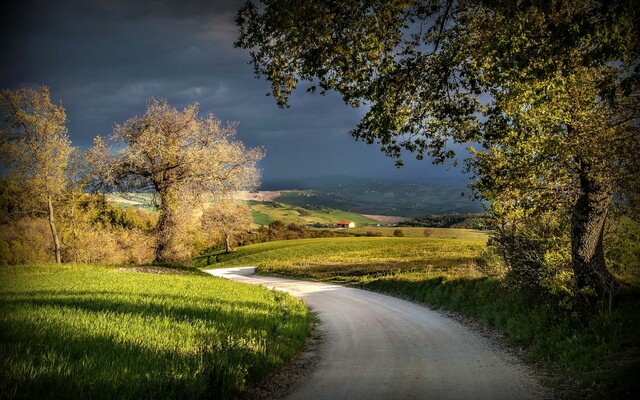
[1, 0, 467, 184]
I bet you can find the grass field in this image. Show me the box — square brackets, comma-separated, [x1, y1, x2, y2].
[106, 193, 156, 210]
[248, 201, 380, 226]
[200, 233, 639, 398]
[0, 264, 312, 399]
[197, 232, 487, 281]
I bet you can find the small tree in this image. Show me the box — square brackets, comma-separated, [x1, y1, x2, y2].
[201, 199, 253, 253]
[89, 99, 263, 263]
[0, 86, 74, 263]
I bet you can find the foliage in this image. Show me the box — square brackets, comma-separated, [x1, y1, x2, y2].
[0, 86, 75, 262]
[604, 215, 640, 285]
[235, 0, 640, 299]
[0, 190, 157, 265]
[88, 99, 263, 263]
[341, 226, 487, 239]
[485, 212, 577, 309]
[402, 214, 488, 230]
[0, 264, 311, 399]
[0, 218, 54, 265]
[201, 199, 253, 253]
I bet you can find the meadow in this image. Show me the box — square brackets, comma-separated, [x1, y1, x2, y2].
[201, 233, 640, 398]
[0, 264, 312, 399]
[195, 231, 486, 280]
[248, 201, 380, 226]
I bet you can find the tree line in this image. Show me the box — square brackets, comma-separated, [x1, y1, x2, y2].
[0, 87, 262, 265]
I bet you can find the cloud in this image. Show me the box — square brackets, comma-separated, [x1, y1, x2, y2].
[0, 0, 469, 183]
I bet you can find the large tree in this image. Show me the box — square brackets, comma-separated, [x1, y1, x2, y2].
[0, 86, 74, 263]
[90, 99, 263, 263]
[235, 0, 639, 296]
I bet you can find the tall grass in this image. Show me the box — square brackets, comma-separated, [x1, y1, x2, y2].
[195, 236, 486, 276]
[0, 264, 312, 399]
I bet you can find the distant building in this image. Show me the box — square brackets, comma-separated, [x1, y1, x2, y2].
[337, 221, 356, 228]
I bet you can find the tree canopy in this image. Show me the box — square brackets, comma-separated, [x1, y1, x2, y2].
[236, 0, 639, 297]
[0, 86, 74, 262]
[90, 99, 263, 262]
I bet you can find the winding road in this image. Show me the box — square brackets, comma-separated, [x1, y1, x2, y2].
[205, 267, 549, 400]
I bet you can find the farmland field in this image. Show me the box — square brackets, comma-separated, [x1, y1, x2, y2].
[198, 233, 487, 281]
[0, 264, 311, 399]
[247, 201, 380, 226]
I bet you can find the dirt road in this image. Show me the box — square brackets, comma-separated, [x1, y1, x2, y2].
[205, 267, 549, 400]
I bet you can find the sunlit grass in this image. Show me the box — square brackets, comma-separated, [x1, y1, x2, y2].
[201, 233, 639, 398]
[197, 236, 487, 279]
[0, 264, 312, 399]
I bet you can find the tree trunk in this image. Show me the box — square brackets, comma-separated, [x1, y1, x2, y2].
[224, 232, 232, 253]
[155, 187, 178, 263]
[47, 195, 61, 263]
[570, 171, 617, 299]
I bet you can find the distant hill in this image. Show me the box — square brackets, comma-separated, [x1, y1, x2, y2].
[248, 201, 381, 226]
[267, 177, 484, 218]
[105, 176, 485, 224]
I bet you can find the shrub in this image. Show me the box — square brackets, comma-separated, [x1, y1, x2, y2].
[0, 218, 53, 264]
[488, 210, 576, 308]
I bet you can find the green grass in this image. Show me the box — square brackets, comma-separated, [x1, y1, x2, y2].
[248, 201, 380, 226]
[196, 235, 486, 281]
[106, 193, 156, 211]
[0, 264, 312, 399]
[200, 234, 639, 398]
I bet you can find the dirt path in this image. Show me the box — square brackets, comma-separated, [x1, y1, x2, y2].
[205, 267, 550, 400]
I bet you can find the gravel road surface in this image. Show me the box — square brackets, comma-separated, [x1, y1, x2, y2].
[205, 267, 549, 400]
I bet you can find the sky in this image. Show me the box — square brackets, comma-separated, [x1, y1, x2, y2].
[1, 0, 469, 187]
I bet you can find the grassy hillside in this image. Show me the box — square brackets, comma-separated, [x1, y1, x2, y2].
[275, 179, 484, 217]
[201, 235, 639, 399]
[106, 193, 156, 210]
[197, 235, 486, 277]
[0, 264, 311, 399]
[248, 201, 380, 226]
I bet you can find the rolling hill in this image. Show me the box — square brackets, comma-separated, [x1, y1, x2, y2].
[269, 177, 484, 218]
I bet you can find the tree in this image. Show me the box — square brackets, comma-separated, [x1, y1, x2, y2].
[0, 86, 74, 263]
[201, 199, 253, 253]
[89, 99, 263, 263]
[235, 0, 639, 298]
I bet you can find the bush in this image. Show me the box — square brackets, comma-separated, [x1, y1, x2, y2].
[393, 229, 404, 237]
[0, 218, 54, 264]
[488, 210, 577, 309]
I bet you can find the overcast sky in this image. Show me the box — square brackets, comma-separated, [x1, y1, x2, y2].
[1, 0, 469, 187]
